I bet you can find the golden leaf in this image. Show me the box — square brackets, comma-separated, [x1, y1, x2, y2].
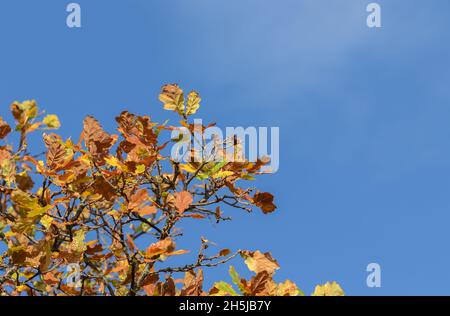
[240, 250, 280, 275]
[159, 84, 185, 115]
[43, 114, 61, 129]
[312, 281, 345, 296]
[186, 91, 201, 115]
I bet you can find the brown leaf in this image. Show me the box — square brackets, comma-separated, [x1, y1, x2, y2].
[0, 117, 11, 139]
[253, 192, 277, 214]
[248, 271, 271, 296]
[83, 116, 117, 165]
[219, 249, 231, 257]
[181, 269, 204, 296]
[215, 206, 221, 223]
[15, 173, 34, 191]
[142, 273, 159, 287]
[161, 277, 176, 296]
[92, 176, 116, 201]
[116, 112, 157, 147]
[174, 191, 193, 214]
[43, 133, 67, 171]
[9, 236, 52, 271]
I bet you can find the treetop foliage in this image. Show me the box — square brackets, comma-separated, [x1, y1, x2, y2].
[0, 84, 343, 296]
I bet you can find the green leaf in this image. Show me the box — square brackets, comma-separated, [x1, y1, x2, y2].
[209, 161, 227, 175]
[195, 172, 209, 181]
[229, 266, 240, 286]
[212, 281, 239, 296]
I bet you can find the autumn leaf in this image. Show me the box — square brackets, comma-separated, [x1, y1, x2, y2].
[174, 191, 193, 214]
[127, 189, 157, 216]
[186, 91, 201, 115]
[82, 116, 117, 165]
[10, 100, 38, 128]
[9, 237, 52, 270]
[240, 250, 280, 275]
[15, 172, 34, 191]
[43, 133, 69, 171]
[275, 279, 304, 296]
[92, 176, 116, 201]
[181, 269, 204, 296]
[159, 84, 185, 115]
[43, 114, 61, 129]
[128, 189, 148, 211]
[247, 271, 271, 296]
[160, 277, 176, 296]
[0, 151, 16, 185]
[11, 190, 52, 218]
[209, 281, 239, 296]
[0, 117, 11, 139]
[145, 238, 176, 258]
[312, 281, 345, 296]
[229, 266, 246, 294]
[219, 249, 231, 257]
[253, 192, 277, 214]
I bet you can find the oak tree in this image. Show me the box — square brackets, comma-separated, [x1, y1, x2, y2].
[0, 85, 343, 296]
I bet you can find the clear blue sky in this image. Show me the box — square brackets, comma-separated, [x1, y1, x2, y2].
[1, 0, 450, 295]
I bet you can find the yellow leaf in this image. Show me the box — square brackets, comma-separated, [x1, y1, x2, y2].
[159, 84, 185, 115]
[11, 190, 52, 218]
[180, 163, 198, 173]
[40, 215, 53, 229]
[43, 114, 61, 129]
[105, 155, 126, 171]
[312, 281, 344, 296]
[212, 170, 234, 179]
[275, 279, 303, 296]
[135, 164, 146, 174]
[186, 91, 201, 115]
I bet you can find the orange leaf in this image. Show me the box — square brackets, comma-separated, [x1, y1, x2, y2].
[174, 191, 193, 214]
[145, 238, 175, 258]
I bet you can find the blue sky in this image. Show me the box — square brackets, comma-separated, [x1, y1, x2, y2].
[1, 0, 450, 295]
